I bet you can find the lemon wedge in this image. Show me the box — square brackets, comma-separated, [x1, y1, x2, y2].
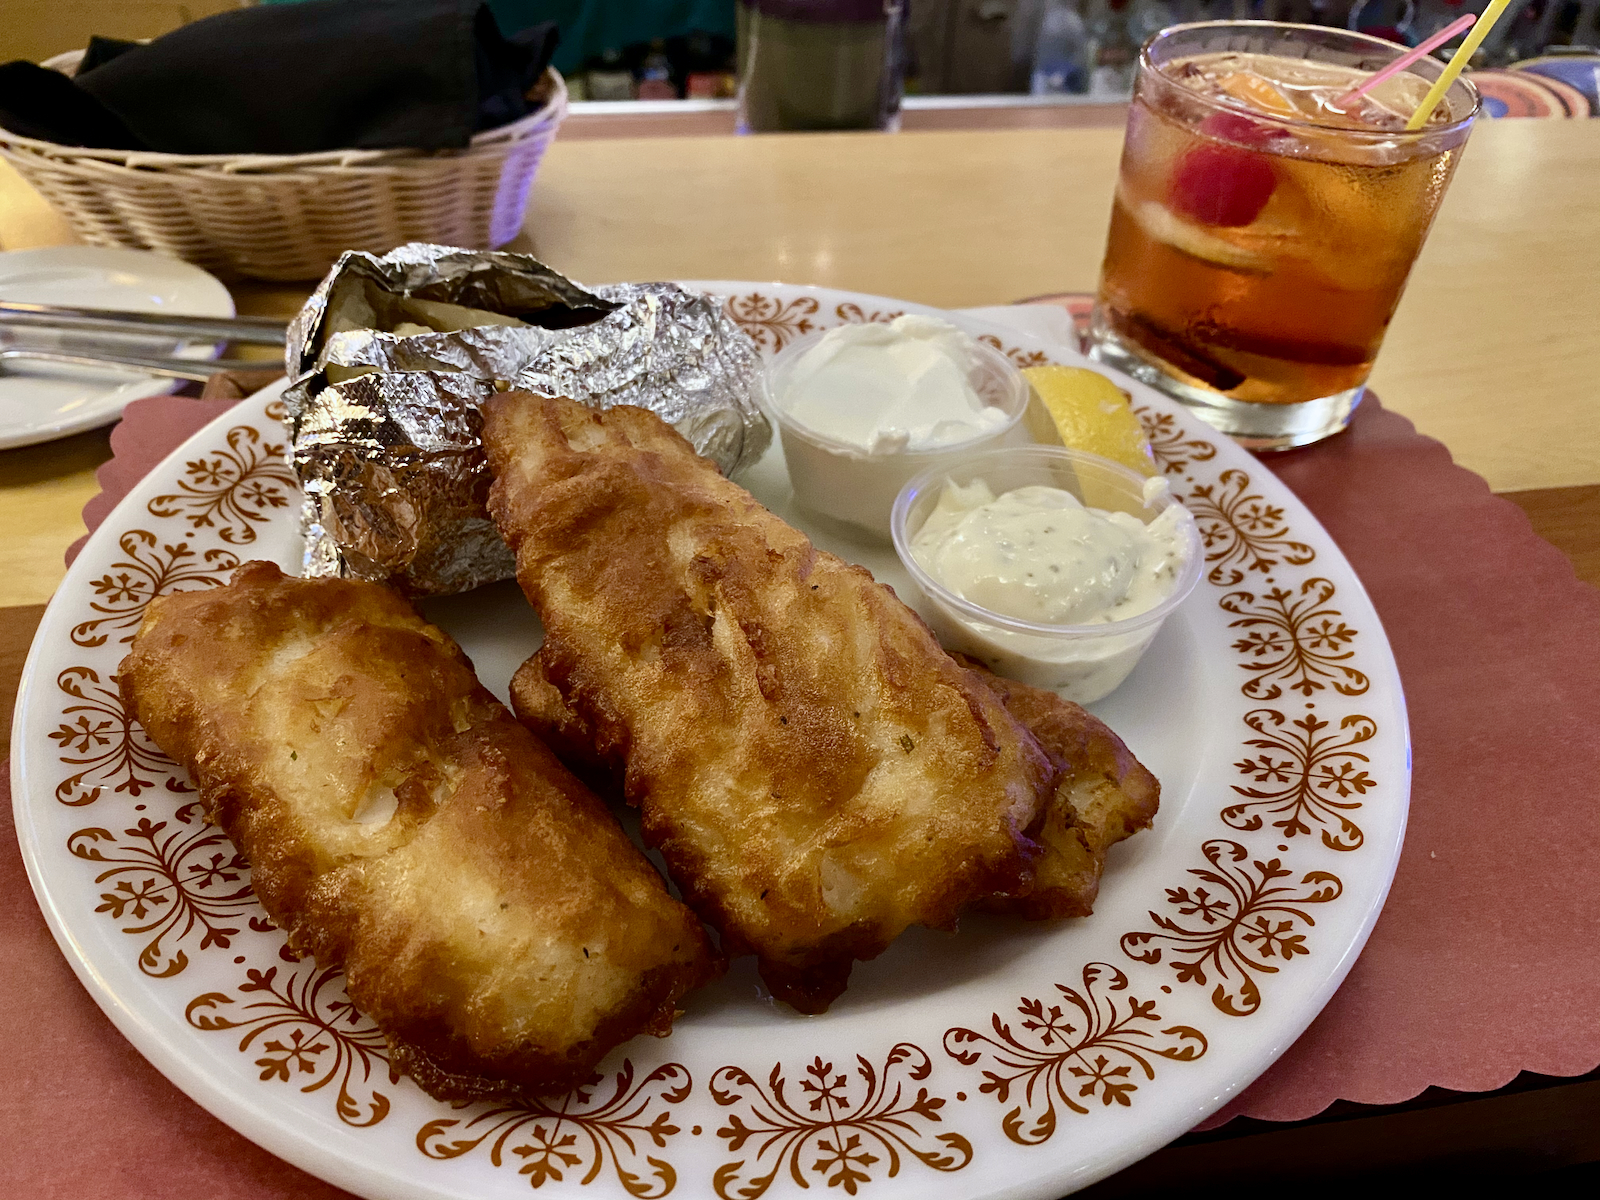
[1022, 366, 1158, 476]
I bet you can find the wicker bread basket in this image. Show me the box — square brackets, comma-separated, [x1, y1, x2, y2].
[0, 51, 569, 281]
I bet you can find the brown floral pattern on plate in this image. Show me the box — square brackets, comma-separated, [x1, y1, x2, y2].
[724, 294, 821, 353]
[49, 665, 184, 807]
[835, 302, 905, 325]
[146, 424, 296, 546]
[974, 332, 1054, 370]
[944, 963, 1206, 1146]
[1222, 579, 1370, 700]
[1185, 468, 1318, 588]
[71, 530, 240, 648]
[1121, 840, 1344, 1017]
[188, 963, 397, 1127]
[68, 799, 256, 977]
[1136, 405, 1219, 476]
[1225, 710, 1377, 851]
[709, 1044, 971, 1198]
[418, 1062, 691, 1197]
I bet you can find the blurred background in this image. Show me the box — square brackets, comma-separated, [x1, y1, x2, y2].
[3, 0, 1596, 104]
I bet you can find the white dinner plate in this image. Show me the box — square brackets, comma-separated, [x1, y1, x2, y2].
[0, 246, 235, 449]
[10, 283, 1409, 1199]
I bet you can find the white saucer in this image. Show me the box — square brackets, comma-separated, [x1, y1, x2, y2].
[0, 246, 235, 450]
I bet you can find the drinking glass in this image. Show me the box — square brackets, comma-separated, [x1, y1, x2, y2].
[736, 0, 907, 133]
[1087, 22, 1479, 450]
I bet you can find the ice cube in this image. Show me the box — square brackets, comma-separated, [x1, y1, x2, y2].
[1168, 51, 1439, 133]
[1253, 159, 1424, 293]
[1361, 71, 1441, 129]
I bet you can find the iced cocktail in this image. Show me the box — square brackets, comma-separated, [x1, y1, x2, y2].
[1088, 23, 1479, 449]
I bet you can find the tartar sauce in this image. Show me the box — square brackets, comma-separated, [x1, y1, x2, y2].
[911, 479, 1192, 627]
[778, 315, 1008, 454]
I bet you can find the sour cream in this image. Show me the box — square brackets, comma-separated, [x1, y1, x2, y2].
[911, 479, 1192, 627]
[777, 315, 1009, 454]
[764, 317, 1029, 538]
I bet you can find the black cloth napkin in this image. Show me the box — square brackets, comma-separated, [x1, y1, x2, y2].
[0, 0, 558, 154]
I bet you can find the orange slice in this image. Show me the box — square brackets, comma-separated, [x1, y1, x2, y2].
[1218, 72, 1298, 119]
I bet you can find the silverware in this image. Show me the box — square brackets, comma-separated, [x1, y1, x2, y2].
[0, 347, 267, 382]
[0, 300, 288, 345]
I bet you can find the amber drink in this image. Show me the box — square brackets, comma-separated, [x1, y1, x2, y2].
[1089, 23, 1479, 449]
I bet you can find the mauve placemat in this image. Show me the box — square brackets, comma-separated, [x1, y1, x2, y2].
[5, 384, 1598, 1196]
[1202, 396, 1600, 1125]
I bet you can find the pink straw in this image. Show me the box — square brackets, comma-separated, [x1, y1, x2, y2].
[1335, 14, 1478, 107]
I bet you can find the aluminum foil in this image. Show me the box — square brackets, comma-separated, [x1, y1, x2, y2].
[283, 244, 770, 596]
[514, 282, 767, 476]
[295, 371, 512, 596]
[286, 243, 618, 383]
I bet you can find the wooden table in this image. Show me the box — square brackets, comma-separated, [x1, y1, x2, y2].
[3, 117, 1599, 1193]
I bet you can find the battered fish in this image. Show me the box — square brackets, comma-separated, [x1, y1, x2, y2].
[119, 561, 719, 1101]
[482, 394, 1051, 1013]
[954, 657, 1160, 919]
[510, 649, 1159, 921]
[508, 650, 623, 800]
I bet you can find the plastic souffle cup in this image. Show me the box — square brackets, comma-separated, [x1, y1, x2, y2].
[890, 445, 1203, 704]
[762, 327, 1032, 539]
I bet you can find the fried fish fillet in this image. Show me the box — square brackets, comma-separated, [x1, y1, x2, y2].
[953, 657, 1160, 919]
[119, 561, 719, 1101]
[510, 649, 1159, 921]
[482, 394, 1052, 1013]
[507, 649, 631, 806]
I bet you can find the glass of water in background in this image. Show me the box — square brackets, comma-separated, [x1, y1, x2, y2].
[736, 0, 907, 133]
